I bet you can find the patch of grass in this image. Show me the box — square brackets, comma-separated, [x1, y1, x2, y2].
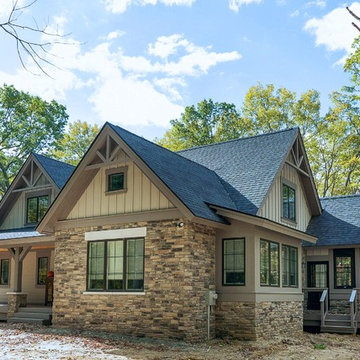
[314, 344, 327, 350]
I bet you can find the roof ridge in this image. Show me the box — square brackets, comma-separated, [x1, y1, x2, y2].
[321, 194, 360, 200]
[32, 152, 75, 168]
[177, 127, 299, 153]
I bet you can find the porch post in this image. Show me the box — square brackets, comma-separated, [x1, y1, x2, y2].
[7, 246, 31, 317]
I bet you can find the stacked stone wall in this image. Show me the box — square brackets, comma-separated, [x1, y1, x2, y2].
[53, 219, 216, 341]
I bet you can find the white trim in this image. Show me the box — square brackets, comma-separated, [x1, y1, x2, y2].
[82, 291, 145, 296]
[85, 227, 147, 241]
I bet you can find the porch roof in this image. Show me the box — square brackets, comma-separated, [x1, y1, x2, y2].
[0, 227, 43, 241]
[305, 195, 360, 247]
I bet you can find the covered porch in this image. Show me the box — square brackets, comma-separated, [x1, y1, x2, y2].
[0, 228, 55, 321]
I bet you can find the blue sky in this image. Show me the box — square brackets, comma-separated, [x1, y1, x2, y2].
[0, 0, 359, 140]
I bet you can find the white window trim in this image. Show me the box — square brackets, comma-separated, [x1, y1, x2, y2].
[85, 227, 147, 241]
[82, 291, 145, 296]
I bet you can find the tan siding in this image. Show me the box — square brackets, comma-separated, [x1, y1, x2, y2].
[258, 163, 311, 232]
[0, 193, 25, 230]
[67, 158, 175, 220]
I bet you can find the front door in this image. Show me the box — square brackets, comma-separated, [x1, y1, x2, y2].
[307, 261, 329, 310]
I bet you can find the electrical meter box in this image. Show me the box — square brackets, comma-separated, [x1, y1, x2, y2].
[205, 290, 218, 306]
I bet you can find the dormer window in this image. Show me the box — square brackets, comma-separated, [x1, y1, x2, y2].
[106, 167, 127, 194]
[26, 195, 49, 224]
[282, 183, 296, 222]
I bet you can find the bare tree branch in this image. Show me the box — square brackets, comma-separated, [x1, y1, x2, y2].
[0, 0, 71, 76]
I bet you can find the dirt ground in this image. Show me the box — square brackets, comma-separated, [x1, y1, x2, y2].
[0, 323, 360, 359]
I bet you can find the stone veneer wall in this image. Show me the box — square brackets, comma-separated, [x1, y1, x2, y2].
[53, 219, 216, 341]
[216, 300, 303, 340]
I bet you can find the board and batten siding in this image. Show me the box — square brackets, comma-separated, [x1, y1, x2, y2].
[0, 174, 53, 231]
[257, 162, 311, 232]
[67, 154, 175, 220]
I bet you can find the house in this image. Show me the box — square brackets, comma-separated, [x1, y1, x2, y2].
[0, 122, 358, 340]
[0, 153, 74, 320]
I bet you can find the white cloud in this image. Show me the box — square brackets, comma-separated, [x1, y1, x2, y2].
[305, 0, 326, 8]
[229, 0, 263, 12]
[304, 3, 360, 63]
[121, 34, 242, 77]
[290, 9, 300, 17]
[105, 30, 125, 40]
[0, 22, 240, 128]
[0, 0, 25, 22]
[103, 0, 195, 13]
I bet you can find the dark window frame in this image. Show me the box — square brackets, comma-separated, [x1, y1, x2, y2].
[307, 261, 329, 288]
[282, 183, 296, 222]
[222, 238, 246, 286]
[282, 244, 298, 288]
[105, 167, 128, 194]
[0, 259, 9, 286]
[37, 256, 49, 285]
[26, 194, 50, 224]
[260, 239, 280, 287]
[333, 249, 355, 289]
[86, 238, 145, 292]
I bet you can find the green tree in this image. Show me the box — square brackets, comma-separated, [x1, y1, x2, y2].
[51, 120, 99, 165]
[156, 99, 246, 151]
[0, 84, 68, 196]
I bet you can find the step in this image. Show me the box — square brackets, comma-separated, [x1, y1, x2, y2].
[326, 314, 351, 321]
[18, 307, 52, 314]
[13, 312, 51, 320]
[321, 325, 356, 334]
[8, 317, 48, 325]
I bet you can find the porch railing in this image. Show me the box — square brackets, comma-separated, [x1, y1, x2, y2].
[350, 289, 357, 330]
[320, 288, 328, 327]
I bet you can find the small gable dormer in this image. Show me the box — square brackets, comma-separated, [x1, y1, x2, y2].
[258, 131, 321, 232]
[0, 154, 74, 230]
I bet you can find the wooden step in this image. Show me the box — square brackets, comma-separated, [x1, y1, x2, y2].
[18, 306, 52, 314]
[14, 312, 50, 320]
[8, 317, 50, 325]
[321, 325, 356, 334]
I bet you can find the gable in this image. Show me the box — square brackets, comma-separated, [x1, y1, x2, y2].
[66, 149, 175, 220]
[257, 133, 319, 231]
[257, 162, 311, 232]
[0, 155, 58, 230]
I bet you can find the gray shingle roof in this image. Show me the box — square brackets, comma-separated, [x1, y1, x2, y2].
[305, 195, 360, 246]
[33, 153, 75, 189]
[109, 123, 298, 222]
[178, 128, 299, 214]
[0, 227, 43, 241]
[109, 123, 238, 223]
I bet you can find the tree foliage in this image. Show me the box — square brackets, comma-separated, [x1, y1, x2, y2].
[0, 84, 68, 196]
[51, 120, 99, 165]
[157, 83, 360, 197]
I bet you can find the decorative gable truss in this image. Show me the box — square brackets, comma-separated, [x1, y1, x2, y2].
[285, 135, 311, 179]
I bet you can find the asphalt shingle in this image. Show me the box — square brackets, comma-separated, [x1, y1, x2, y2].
[33, 153, 75, 189]
[305, 195, 360, 246]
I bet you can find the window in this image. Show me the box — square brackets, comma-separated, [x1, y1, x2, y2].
[260, 240, 279, 286]
[26, 195, 49, 224]
[334, 249, 355, 289]
[223, 238, 245, 286]
[108, 173, 124, 191]
[282, 183, 296, 222]
[307, 262, 328, 288]
[37, 257, 49, 285]
[0, 259, 9, 286]
[282, 245, 298, 287]
[87, 238, 144, 292]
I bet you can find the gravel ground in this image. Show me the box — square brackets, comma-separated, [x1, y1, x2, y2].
[0, 323, 360, 359]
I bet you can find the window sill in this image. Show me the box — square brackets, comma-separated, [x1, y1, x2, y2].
[105, 189, 127, 196]
[281, 217, 297, 226]
[82, 291, 145, 295]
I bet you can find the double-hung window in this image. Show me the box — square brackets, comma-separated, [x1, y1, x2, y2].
[282, 245, 298, 287]
[223, 238, 245, 286]
[0, 259, 9, 286]
[282, 183, 296, 222]
[260, 239, 279, 286]
[87, 238, 144, 292]
[37, 257, 49, 285]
